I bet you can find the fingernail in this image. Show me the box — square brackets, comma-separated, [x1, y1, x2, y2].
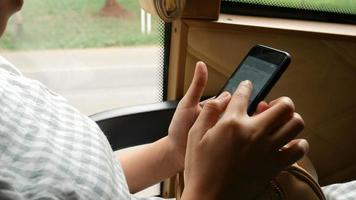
[243, 80, 252, 86]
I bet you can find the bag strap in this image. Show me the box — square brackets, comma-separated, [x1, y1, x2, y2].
[269, 162, 326, 200]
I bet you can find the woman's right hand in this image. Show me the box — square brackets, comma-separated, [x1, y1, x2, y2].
[181, 80, 308, 200]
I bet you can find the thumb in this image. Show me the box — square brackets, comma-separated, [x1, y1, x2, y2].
[182, 61, 208, 107]
[190, 92, 231, 142]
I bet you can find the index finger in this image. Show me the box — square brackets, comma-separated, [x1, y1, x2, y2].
[183, 61, 208, 107]
[225, 80, 253, 116]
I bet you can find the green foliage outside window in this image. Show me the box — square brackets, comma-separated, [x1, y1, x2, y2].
[0, 0, 161, 50]
[224, 0, 356, 15]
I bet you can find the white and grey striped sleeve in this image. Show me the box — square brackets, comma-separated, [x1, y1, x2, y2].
[322, 181, 356, 200]
[0, 69, 164, 200]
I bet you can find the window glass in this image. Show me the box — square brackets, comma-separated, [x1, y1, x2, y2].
[223, 0, 356, 15]
[0, 0, 166, 115]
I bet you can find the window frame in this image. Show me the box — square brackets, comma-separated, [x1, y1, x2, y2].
[162, 23, 172, 101]
[221, 1, 356, 25]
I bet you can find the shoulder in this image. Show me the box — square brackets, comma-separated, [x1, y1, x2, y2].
[0, 56, 22, 76]
[0, 64, 131, 200]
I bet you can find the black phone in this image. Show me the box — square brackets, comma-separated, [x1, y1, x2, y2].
[219, 45, 291, 115]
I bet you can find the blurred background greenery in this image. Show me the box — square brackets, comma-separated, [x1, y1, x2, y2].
[226, 0, 356, 14]
[1, 0, 355, 50]
[0, 0, 162, 50]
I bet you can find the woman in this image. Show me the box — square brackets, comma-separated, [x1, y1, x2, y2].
[0, 1, 321, 199]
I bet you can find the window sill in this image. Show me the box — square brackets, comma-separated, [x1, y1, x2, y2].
[216, 14, 356, 38]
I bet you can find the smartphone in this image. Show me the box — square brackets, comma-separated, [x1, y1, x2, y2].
[219, 45, 291, 115]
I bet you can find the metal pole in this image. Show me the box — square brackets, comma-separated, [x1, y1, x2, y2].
[141, 8, 146, 34]
[147, 13, 152, 34]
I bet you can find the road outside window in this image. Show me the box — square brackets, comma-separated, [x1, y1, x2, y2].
[0, 0, 165, 115]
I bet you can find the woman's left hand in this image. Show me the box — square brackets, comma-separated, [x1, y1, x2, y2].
[167, 61, 209, 171]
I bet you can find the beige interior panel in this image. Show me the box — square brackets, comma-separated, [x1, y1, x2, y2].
[168, 16, 356, 186]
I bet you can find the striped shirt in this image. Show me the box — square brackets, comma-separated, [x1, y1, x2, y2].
[0, 68, 161, 200]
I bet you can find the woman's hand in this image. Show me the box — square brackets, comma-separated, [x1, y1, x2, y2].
[182, 80, 308, 200]
[167, 61, 209, 172]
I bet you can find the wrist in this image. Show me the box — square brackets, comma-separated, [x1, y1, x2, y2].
[166, 136, 185, 172]
[181, 181, 221, 200]
[160, 137, 185, 174]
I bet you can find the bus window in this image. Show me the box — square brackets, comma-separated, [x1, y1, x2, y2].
[0, 0, 169, 115]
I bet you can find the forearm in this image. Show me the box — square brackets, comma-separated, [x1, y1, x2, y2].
[118, 136, 180, 193]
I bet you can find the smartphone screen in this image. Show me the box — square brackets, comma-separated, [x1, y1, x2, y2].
[223, 56, 278, 104]
[220, 45, 290, 115]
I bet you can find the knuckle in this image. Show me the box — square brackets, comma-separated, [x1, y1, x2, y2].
[292, 113, 305, 130]
[221, 115, 240, 129]
[244, 127, 259, 142]
[233, 82, 252, 98]
[176, 99, 186, 107]
[247, 123, 260, 136]
[194, 77, 206, 89]
[220, 116, 234, 127]
[204, 100, 221, 112]
[220, 117, 255, 140]
[278, 97, 295, 114]
[235, 91, 249, 100]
